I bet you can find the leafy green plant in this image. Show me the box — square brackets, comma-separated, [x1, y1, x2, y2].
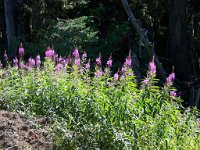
[0, 47, 199, 150]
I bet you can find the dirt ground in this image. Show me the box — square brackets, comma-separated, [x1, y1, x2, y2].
[0, 110, 53, 150]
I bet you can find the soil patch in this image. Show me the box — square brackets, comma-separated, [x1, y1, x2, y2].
[0, 110, 53, 150]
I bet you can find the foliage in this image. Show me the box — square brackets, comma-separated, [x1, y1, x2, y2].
[27, 16, 98, 56]
[0, 48, 199, 149]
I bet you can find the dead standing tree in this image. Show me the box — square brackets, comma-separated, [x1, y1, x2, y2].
[121, 0, 166, 81]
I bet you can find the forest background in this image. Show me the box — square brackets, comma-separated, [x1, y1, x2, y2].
[0, 0, 200, 107]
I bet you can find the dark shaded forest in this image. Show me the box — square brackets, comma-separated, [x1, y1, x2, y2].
[0, 0, 200, 107]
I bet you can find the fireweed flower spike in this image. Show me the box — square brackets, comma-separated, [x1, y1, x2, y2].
[13, 57, 19, 69]
[166, 72, 175, 86]
[4, 51, 8, 62]
[85, 61, 90, 70]
[55, 63, 63, 71]
[45, 48, 55, 59]
[18, 43, 24, 57]
[124, 56, 132, 67]
[170, 91, 177, 97]
[20, 63, 25, 69]
[121, 65, 126, 74]
[114, 72, 119, 81]
[66, 55, 72, 64]
[73, 48, 79, 58]
[96, 56, 101, 65]
[142, 78, 149, 85]
[75, 58, 81, 66]
[28, 58, 35, 68]
[82, 52, 87, 60]
[148, 57, 156, 75]
[96, 69, 103, 77]
[106, 56, 112, 68]
[36, 55, 41, 67]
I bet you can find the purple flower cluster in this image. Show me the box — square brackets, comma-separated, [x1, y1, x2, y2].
[96, 57, 101, 65]
[142, 78, 149, 85]
[19, 47, 24, 56]
[66, 55, 72, 64]
[82, 52, 87, 60]
[75, 58, 81, 66]
[36, 55, 41, 67]
[28, 58, 35, 67]
[73, 48, 79, 58]
[85, 61, 90, 70]
[124, 56, 132, 67]
[121, 66, 126, 73]
[170, 91, 177, 97]
[106, 57, 112, 68]
[148, 58, 156, 75]
[166, 72, 175, 86]
[55, 63, 63, 71]
[13, 57, 18, 69]
[45, 48, 55, 58]
[114, 73, 119, 81]
[20, 63, 25, 69]
[96, 69, 103, 77]
[4, 52, 8, 61]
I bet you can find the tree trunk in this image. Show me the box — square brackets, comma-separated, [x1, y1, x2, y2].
[4, 0, 16, 59]
[31, 0, 45, 43]
[168, 0, 191, 81]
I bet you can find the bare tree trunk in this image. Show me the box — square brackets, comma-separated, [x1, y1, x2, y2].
[168, 0, 191, 81]
[4, 0, 16, 59]
[121, 0, 166, 81]
[31, 0, 45, 43]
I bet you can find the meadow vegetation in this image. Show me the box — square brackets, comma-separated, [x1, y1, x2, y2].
[0, 47, 199, 150]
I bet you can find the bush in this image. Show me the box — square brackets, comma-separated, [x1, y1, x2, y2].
[0, 48, 199, 150]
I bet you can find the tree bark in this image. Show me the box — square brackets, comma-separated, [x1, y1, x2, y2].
[4, 0, 16, 59]
[168, 0, 191, 81]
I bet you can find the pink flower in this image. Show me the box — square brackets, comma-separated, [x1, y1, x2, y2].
[55, 63, 63, 71]
[58, 57, 63, 63]
[67, 55, 72, 64]
[13, 57, 18, 68]
[170, 91, 177, 97]
[148, 58, 156, 75]
[4, 53, 8, 61]
[166, 72, 175, 86]
[75, 58, 81, 66]
[45, 49, 55, 58]
[85, 62, 90, 70]
[114, 73, 119, 81]
[20, 63, 25, 69]
[97, 70, 103, 77]
[73, 48, 79, 58]
[82, 52, 87, 60]
[124, 56, 132, 67]
[142, 78, 149, 85]
[28, 58, 35, 67]
[96, 57, 101, 65]
[95, 69, 103, 77]
[121, 66, 126, 73]
[106, 57, 112, 68]
[19, 47, 24, 56]
[36, 55, 41, 67]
